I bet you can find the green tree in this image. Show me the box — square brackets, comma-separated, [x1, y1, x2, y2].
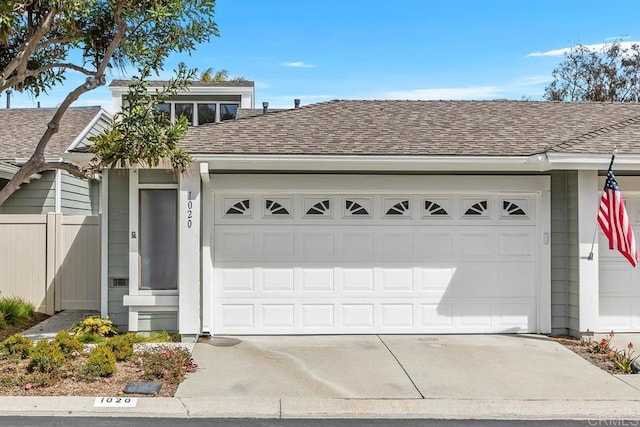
[0, 0, 218, 205]
[200, 67, 249, 83]
[544, 41, 640, 102]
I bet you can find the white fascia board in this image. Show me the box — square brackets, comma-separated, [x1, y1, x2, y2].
[0, 162, 41, 182]
[546, 152, 640, 170]
[194, 154, 550, 172]
[110, 85, 254, 97]
[66, 108, 112, 152]
[60, 152, 95, 166]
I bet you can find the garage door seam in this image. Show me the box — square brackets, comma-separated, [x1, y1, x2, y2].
[377, 335, 424, 399]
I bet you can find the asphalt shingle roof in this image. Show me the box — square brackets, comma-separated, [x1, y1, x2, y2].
[180, 100, 640, 156]
[0, 107, 101, 159]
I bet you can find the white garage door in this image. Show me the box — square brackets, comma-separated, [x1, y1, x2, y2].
[599, 179, 640, 332]
[211, 175, 547, 334]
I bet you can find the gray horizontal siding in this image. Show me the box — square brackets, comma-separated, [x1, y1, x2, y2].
[138, 169, 177, 184]
[137, 312, 178, 332]
[61, 171, 95, 215]
[0, 171, 56, 214]
[73, 114, 111, 151]
[107, 170, 129, 328]
[550, 170, 579, 337]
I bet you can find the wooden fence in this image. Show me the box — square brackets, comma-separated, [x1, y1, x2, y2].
[0, 214, 100, 314]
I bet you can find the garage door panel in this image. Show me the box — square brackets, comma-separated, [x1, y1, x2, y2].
[380, 268, 414, 292]
[458, 232, 494, 258]
[213, 187, 542, 334]
[598, 188, 640, 331]
[301, 231, 335, 257]
[261, 268, 295, 292]
[499, 231, 536, 257]
[300, 268, 334, 292]
[497, 263, 537, 297]
[260, 231, 295, 259]
[415, 232, 454, 258]
[381, 233, 414, 259]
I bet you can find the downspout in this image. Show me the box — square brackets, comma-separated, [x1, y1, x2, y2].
[54, 169, 62, 213]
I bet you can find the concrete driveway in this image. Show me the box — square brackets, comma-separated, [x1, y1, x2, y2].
[175, 334, 640, 401]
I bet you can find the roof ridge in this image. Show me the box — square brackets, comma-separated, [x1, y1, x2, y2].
[544, 114, 640, 153]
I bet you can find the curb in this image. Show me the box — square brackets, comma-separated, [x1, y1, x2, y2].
[2, 396, 640, 419]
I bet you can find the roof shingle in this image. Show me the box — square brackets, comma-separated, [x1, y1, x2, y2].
[180, 100, 640, 156]
[0, 107, 102, 159]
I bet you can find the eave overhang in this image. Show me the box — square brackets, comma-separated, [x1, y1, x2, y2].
[192, 154, 551, 173]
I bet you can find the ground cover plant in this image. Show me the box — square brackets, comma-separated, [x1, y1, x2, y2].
[0, 297, 46, 342]
[554, 331, 639, 375]
[0, 319, 196, 397]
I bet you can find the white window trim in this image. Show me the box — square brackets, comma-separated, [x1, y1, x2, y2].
[168, 101, 240, 125]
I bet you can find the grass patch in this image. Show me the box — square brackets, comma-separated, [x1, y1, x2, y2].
[0, 298, 35, 328]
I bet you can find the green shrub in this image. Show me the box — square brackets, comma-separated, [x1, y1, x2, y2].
[146, 331, 180, 343]
[28, 340, 65, 373]
[83, 345, 116, 377]
[71, 316, 117, 337]
[138, 346, 196, 383]
[0, 312, 6, 330]
[53, 331, 83, 358]
[0, 333, 33, 359]
[105, 333, 136, 361]
[0, 297, 35, 327]
[76, 333, 105, 344]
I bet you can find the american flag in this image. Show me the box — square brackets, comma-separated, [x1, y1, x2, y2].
[598, 155, 638, 267]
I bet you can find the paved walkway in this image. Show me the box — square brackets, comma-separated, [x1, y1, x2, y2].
[21, 310, 99, 341]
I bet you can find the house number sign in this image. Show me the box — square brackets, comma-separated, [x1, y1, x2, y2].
[187, 200, 193, 228]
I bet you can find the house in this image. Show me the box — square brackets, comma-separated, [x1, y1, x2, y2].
[0, 106, 110, 215]
[100, 82, 640, 339]
[0, 106, 110, 314]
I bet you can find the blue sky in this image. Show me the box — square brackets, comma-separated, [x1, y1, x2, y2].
[7, 0, 640, 110]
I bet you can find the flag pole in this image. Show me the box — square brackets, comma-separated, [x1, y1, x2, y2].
[588, 150, 617, 260]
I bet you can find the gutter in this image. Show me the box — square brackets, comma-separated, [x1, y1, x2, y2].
[193, 154, 551, 173]
[0, 162, 42, 182]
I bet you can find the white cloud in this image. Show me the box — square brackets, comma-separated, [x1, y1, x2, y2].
[527, 41, 640, 57]
[514, 74, 553, 86]
[384, 86, 503, 100]
[279, 61, 316, 68]
[605, 35, 629, 41]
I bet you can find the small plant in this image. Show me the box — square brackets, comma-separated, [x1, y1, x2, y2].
[587, 330, 615, 354]
[71, 316, 117, 338]
[0, 297, 35, 327]
[83, 345, 116, 377]
[137, 346, 196, 383]
[53, 331, 83, 358]
[76, 333, 105, 344]
[28, 340, 65, 374]
[611, 342, 640, 374]
[145, 331, 181, 343]
[105, 333, 136, 361]
[0, 312, 6, 330]
[0, 333, 33, 359]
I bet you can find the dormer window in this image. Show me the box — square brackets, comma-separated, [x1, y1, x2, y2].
[198, 103, 217, 125]
[154, 101, 240, 126]
[175, 103, 194, 125]
[220, 103, 238, 121]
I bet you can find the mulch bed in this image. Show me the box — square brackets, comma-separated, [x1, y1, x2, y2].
[0, 354, 181, 397]
[553, 335, 623, 375]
